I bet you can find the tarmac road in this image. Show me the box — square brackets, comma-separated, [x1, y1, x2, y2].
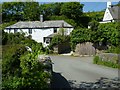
[50, 55, 118, 89]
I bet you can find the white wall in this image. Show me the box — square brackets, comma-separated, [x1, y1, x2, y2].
[32, 28, 53, 46]
[4, 27, 73, 47]
[67, 28, 73, 35]
[4, 29, 28, 34]
[103, 8, 113, 22]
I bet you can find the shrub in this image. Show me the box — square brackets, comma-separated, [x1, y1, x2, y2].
[2, 32, 51, 89]
[93, 56, 99, 64]
[106, 45, 120, 54]
[49, 34, 70, 50]
[2, 44, 27, 76]
[70, 28, 90, 51]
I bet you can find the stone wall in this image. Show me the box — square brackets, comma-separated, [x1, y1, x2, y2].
[98, 53, 120, 64]
[74, 42, 96, 56]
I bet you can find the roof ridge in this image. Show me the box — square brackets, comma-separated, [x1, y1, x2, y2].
[5, 20, 73, 29]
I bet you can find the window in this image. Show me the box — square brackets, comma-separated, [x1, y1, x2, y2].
[46, 38, 50, 44]
[54, 28, 57, 33]
[28, 29, 32, 34]
[8, 29, 11, 33]
[14, 29, 17, 33]
[43, 37, 51, 44]
[43, 37, 46, 42]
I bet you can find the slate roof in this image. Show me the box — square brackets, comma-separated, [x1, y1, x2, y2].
[6, 20, 73, 29]
[108, 5, 120, 20]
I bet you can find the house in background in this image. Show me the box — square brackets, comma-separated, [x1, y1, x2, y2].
[100, 1, 120, 23]
[4, 15, 74, 46]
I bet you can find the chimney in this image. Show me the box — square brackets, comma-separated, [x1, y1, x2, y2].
[40, 15, 43, 22]
[62, 22, 64, 28]
[107, 0, 112, 8]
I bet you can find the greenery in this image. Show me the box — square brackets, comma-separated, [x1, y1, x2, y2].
[70, 28, 90, 51]
[85, 11, 104, 22]
[2, 2, 40, 22]
[1, 1, 120, 89]
[1, 2, 90, 28]
[60, 2, 83, 20]
[70, 22, 120, 53]
[0, 21, 16, 30]
[93, 56, 119, 68]
[49, 34, 70, 50]
[2, 31, 50, 89]
[106, 45, 120, 54]
[97, 22, 120, 46]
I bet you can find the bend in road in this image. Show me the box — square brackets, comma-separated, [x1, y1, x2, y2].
[50, 55, 119, 89]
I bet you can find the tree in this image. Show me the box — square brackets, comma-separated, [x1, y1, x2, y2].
[49, 34, 70, 50]
[2, 2, 25, 22]
[40, 3, 63, 20]
[60, 2, 83, 20]
[2, 1, 40, 22]
[23, 2, 40, 21]
[88, 20, 100, 43]
[70, 28, 90, 50]
[91, 22, 120, 46]
[2, 31, 50, 89]
[85, 11, 104, 22]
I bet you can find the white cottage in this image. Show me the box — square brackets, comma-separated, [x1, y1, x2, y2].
[5, 15, 74, 46]
[100, 1, 120, 23]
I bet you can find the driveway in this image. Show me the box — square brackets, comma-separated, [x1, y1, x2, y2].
[50, 55, 119, 89]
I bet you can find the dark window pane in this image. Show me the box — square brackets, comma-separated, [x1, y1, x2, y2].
[54, 28, 57, 33]
[14, 29, 17, 33]
[46, 38, 50, 44]
[28, 29, 32, 34]
[43, 37, 46, 42]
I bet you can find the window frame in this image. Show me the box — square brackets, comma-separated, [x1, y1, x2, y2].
[45, 38, 50, 44]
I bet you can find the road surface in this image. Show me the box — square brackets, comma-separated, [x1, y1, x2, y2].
[50, 55, 119, 89]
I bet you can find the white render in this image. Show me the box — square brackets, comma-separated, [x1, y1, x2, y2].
[103, 8, 114, 22]
[103, 1, 112, 22]
[4, 27, 73, 47]
[107, 1, 112, 8]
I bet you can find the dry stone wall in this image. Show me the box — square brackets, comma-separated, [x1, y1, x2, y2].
[74, 42, 96, 56]
[98, 53, 120, 64]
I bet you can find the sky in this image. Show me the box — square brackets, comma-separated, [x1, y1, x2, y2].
[81, 2, 118, 12]
[0, 0, 119, 12]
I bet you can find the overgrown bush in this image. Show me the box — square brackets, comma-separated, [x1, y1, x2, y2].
[2, 32, 50, 89]
[49, 34, 70, 50]
[93, 56, 99, 64]
[70, 22, 120, 53]
[2, 47, 50, 89]
[106, 45, 120, 54]
[70, 28, 90, 51]
[2, 45, 27, 76]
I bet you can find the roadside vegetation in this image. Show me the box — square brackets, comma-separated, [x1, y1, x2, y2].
[70, 22, 120, 53]
[2, 31, 50, 89]
[93, 56, 119, 68]
[1, 1, 120, 89]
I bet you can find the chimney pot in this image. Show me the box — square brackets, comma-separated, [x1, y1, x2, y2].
[107, 1, 112, 8]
